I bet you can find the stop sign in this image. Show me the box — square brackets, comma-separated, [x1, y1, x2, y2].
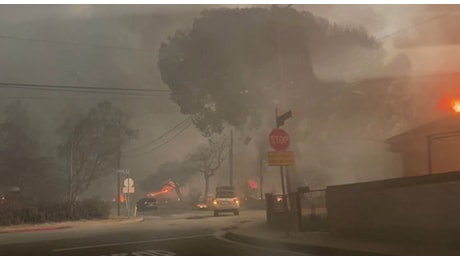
[269, 128, 290, 151]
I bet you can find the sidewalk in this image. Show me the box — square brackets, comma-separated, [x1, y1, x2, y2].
[225, 221, 460, 256]
[0, 216, 143, 234]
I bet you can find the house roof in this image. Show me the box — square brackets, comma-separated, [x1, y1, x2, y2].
[385, 115, 460, 151]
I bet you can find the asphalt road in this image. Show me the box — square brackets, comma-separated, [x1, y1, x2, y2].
[0, 208, 306, 256]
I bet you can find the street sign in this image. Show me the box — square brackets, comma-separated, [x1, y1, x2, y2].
[269, 128, 290, 151]
[276, 110, 292, 128]
[267, 151, 295, 166]
[123, 178, 135, 194]
[123, 187, 135, 193]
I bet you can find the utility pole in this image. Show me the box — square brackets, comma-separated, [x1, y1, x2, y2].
[259, 157, 264, 200]
[69, 139, 74, 203]
[275, 108, 287, 196]
[126, 172, 130, 218]
[117, 126, 122, 217]
[229, 129, 234, 186]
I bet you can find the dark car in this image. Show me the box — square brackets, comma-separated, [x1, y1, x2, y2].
[136, 198, 158, 211]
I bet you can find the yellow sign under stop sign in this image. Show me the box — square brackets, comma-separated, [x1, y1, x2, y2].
[267, 151, 295, 166]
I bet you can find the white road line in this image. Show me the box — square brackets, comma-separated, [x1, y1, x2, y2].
[213, 231, 307, 256]
[52, 234, 211, 252]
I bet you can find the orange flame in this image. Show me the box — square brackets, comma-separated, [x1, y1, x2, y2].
[147, 183, 174, 198]
[112, 194, 126, 202]
[248, 179, 258, 189]
[452, 99, 460, 113]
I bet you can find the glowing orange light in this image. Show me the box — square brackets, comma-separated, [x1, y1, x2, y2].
[248, 179, 258, 189]
[147, 185, 174, 197]
[452, 100, 460, 113]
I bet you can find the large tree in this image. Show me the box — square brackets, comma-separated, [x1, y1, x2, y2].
[57, 101, 137, 202]
[158, 6, 384, 136]
[0, 101, 62, 204]
[159, 6, 414, 188]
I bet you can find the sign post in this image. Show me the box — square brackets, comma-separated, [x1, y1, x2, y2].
[268, 108, 294, 197]
[123, 176, 135, 218]
[119, 169, 134, 217]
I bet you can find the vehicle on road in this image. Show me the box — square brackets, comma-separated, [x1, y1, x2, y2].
[136, 197, 158, 211]
[212, 186, 239, 216]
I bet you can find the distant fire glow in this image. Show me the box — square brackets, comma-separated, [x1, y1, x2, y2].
[452, 100, 460, 113]
[438, 95, 460, 114]
[248, 179, 258, 189]
[113, 194, 126, 203]
[147, 181, 175, 197]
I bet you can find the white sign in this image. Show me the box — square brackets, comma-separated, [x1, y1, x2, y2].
[123, 187, 135, 193]
[123, 177, 135, 194]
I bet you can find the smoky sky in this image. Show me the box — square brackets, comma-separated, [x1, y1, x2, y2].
[1, 5, 459, 197]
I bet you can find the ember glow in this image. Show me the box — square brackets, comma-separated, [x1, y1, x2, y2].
[113, 194, 126, 203]
[438, 95, 460, 114]
[147, 182, 174, 197]
[452, 99, 460, 113]
[248, 179, 258, 189]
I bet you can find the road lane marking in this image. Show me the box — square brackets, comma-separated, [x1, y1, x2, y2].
[213, 231, 307, 256]
[111, 249, 176, 256]
[52, 234, 211, 252]
[131, 249, 176, 256]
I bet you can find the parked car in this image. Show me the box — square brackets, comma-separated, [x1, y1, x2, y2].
[136, 197, 158, 211]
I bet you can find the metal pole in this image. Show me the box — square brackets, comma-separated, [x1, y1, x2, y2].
[229, 129, 234, 186]
[427, 135, 432, 175]
[280, 166, 286, 196]
[117, 161, 121, 217]
[275, 108, 278, 128]
[69, 139, 73, 203]
[285, 166, 292, 194]
[127, 173, 130, 218]
[259, 157, 264, 200]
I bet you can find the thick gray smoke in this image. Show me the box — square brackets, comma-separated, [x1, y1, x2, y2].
[1, 5, 458, 200]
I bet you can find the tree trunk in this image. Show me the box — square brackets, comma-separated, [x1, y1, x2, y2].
[174, 186, 184, 202]
[203, 175, 210, 204]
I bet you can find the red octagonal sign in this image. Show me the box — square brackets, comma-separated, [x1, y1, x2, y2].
[269, 128, 290, 151]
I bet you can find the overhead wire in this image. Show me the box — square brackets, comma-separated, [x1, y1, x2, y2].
[122, 117, 191, 154]
[123, 121, 193, 158]
[376, 6, 460, 41]
[0, 33, 155, 53]
[0, 82, 170, 95]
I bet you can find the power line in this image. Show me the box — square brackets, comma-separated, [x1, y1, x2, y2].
[122, 117, 191, 153]
[0, 82, 171, 96]
[0, 33, 155, 53]
[321, 8, 460, 84]
[0, 96, 170, 100]
[0, 86, 165, 96]
[0, 82, 170, 93]
[376, 7, 460, 41]
[123, 122, 193, 158]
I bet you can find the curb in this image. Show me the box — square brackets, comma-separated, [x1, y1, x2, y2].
[224, 230, 386, 256]
[0, 217, 144, 234]
[0, 225, 72, 234]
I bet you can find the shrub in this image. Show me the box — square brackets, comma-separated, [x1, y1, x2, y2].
[0, 201, 24, 226]
[72, 198, 111, 220]
[0, 198, 111, 226]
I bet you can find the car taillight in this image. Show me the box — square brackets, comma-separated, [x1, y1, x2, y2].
[213, 199, 217, 205]
[233, 198, 239, 204]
